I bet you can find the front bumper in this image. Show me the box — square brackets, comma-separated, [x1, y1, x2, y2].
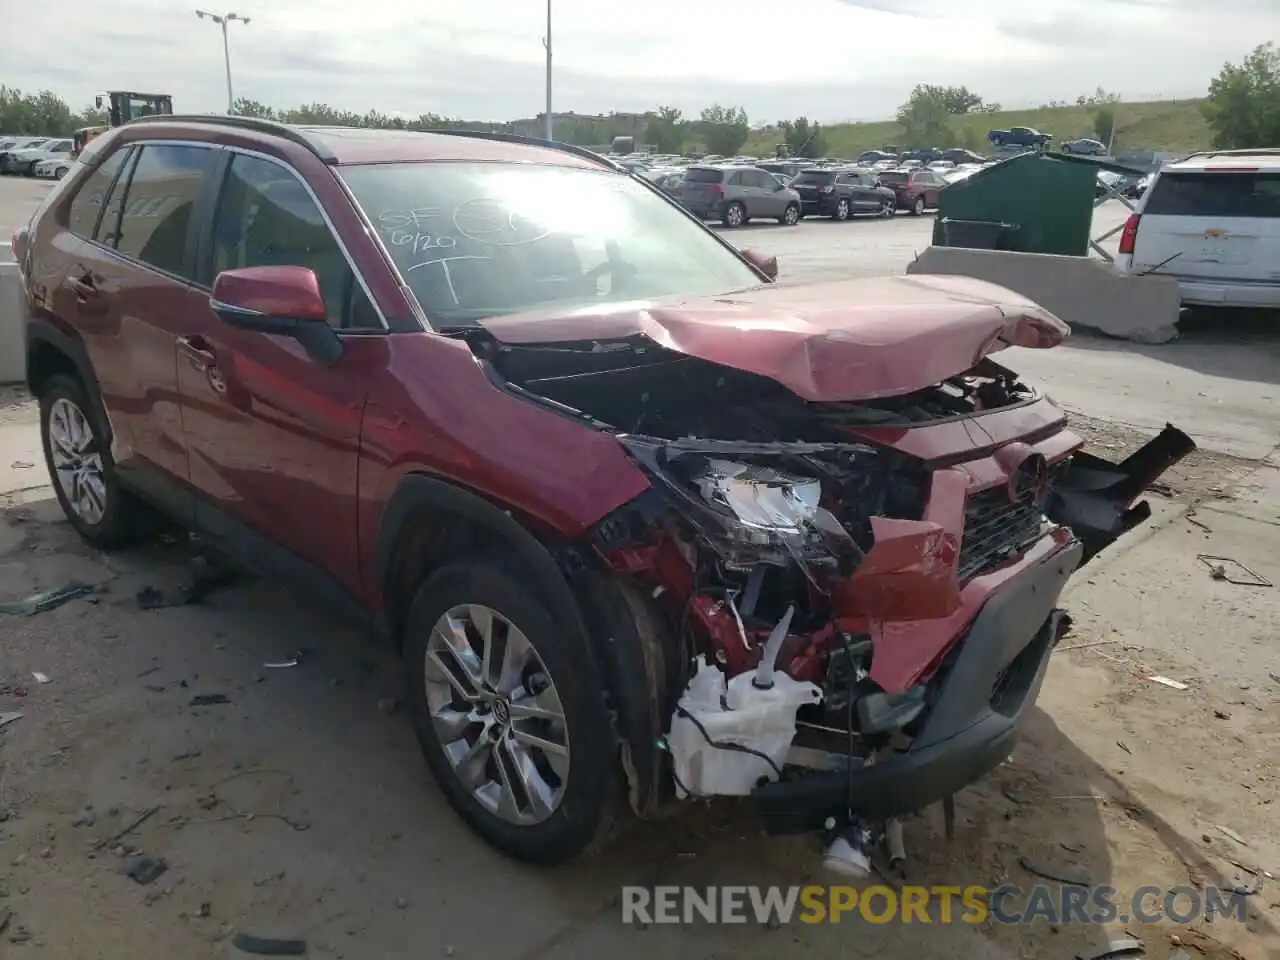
[753, 535, 1082, 834]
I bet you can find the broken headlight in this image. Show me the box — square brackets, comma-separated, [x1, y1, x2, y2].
[696, 460, 821, 536]
[618, 438, 868, 576]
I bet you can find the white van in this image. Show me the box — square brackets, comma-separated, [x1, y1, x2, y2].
[1115, 149, 1280, 308]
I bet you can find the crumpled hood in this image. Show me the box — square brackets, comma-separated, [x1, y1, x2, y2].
[477, 274, 1070, 402]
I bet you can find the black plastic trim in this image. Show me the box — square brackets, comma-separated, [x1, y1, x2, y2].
[753, 538, 1082, 833]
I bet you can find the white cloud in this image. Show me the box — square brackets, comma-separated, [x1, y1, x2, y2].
[5, 0, 1269, 122]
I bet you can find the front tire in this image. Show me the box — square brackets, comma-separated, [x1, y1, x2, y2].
[38, 373, 157, 549]
[722, 201, 745, 228]
[880, 198, 896, 217]
[402, 559, 618, 864]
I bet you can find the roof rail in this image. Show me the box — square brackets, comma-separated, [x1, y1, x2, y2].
[426, 129, 624, 172]
[123, 114, 338, 162]
[1175, 147, 1280, 162]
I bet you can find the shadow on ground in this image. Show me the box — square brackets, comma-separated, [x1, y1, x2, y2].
[0, 497, 1269, 959]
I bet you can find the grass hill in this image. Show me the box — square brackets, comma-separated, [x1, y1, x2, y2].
[741, 99, 1212, 158]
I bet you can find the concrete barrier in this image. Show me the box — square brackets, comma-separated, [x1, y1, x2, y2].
[906, 247, 1182, 344]
[0, 263, 24, 384]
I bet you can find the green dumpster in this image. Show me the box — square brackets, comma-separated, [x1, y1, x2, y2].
[933, 152, 1111, 257]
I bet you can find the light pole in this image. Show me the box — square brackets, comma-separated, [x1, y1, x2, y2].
[541, 0, 553, 140]
[195, 10, 251, 114]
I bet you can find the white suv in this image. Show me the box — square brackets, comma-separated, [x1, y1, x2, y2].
[1115, 149, 1280, 309]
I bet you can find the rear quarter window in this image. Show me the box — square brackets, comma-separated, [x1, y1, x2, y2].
[68, 147, 132, 241]
[1144, 171, 1280, 218]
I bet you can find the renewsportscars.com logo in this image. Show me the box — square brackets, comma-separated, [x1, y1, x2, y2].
[621, 884, 1249, 926]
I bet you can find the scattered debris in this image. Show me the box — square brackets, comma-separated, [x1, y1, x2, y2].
[31, 672, 50, 685]
[10, 461, 33, 469]
[189, 694, 230, 706]
[1214, 823, 1249, 846]
[136, 555, 239, 610]
[0, 712, 22, 730]
[137, 666, 160, 678]
[1184, 508, 1212, 533]
[230, 932, 308, 955]
[263, 652, 303, 669]
[93, 805, 160, 851]
[0, 582, 94, 616]
[126, 857, 168, 885]
[1117, 741, 1132, 754]
[1214, 709, 1231, 720]
[0, 906, 10, 935]
[1018, 856, 1091, 886]
[1147, 675, 1190, 691]
[1197, 554, 1272, 587]
[1074, 938, 1144, 960]
[1056, 638, 1121, 653]
[173, 750, 202, 761]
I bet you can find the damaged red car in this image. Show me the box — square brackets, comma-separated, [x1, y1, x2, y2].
[19, 118, 1194, 867]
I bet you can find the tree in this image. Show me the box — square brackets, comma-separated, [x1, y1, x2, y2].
[697, 104, 749, 156]
[1203, 42, 1280, 150]
[1092, 103, 1117, 148]
[895, 85, 952, 148]
[232, 98, 277, 119]
[0, 86, 110, 135]
[777, 116, 827, 158]
[646, 106, 685, 153]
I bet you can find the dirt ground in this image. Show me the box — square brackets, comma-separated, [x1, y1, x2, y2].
[1, 380, 1278, 960]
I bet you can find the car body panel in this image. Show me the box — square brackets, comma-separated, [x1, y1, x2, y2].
[475, 274, 1069, 401]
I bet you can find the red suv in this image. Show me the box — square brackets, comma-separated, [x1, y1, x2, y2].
[14, 116, 1192, 867]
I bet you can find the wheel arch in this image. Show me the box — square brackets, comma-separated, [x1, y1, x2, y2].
[374, 472, 675, 820]
[25, 319, 113, 443]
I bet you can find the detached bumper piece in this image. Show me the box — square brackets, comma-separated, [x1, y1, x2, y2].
[1046, 424, 1195, 563]
[753, 539, 1082, 835]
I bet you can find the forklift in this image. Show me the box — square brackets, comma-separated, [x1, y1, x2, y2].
[72, 91, 174, 157]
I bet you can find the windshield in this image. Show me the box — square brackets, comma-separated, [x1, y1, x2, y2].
[341, 161, 764, 328]
[19, 139, 49, 151]
[792, 171, 834, 185]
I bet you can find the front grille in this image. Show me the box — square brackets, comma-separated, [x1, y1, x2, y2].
[957, 482, 1049, 582]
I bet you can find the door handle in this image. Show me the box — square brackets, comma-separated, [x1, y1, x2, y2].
[69, 274, 101, 303]
[176, 335, 217, 371]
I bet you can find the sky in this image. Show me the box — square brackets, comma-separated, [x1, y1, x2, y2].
[7, 0, 1275, 124]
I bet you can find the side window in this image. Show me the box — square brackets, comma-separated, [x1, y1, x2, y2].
[68, 147, 131, 242]
[114, 144, 211, 278]
[211, 153, 378, 330]
[725, 171, 743, 186]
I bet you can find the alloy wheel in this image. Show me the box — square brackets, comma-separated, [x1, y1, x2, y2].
[47, 397, 107, 525]
[784, 205, 799, 225]
[423, 603, 571, 825]
[726, 203, 744, 227]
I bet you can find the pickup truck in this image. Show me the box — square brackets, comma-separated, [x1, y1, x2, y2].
[988, 127, 1052, 148]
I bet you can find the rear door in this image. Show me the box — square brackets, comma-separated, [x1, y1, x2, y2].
[742, 169, 780, 217]
[1133, 169, 1280, 283]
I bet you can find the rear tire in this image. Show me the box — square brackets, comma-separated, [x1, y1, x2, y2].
[832, 198, 850, 221]
[779, 203, 800, 226]
[38, 374, 160, 549]
[402, 558, 620, 864]
[722, 201, 745, 228]
[911, 195, 926, 216]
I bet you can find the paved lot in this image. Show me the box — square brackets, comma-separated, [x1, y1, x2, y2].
[1, 177, 1278, 960]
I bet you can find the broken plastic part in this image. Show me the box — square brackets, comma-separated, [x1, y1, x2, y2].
[667, 656, 821, 798]
[823, 820, 875, 878]
[696, 460, 821, 533]
[753, 604, 796, 690]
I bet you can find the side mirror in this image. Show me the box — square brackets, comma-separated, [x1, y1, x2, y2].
[740, 248, 778, 281]
[210, 266, 343, 365]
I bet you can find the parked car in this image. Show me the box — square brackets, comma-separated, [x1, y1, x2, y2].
[672, 164, 801, 226]
[34, 155, 73, 179]
[988, 127, 1051, 149]
[789, 167, 896, 220]
[0, 137, 52, 173]
[5, 138, 73, 176]
[1115, 149, 1280, 308]
[1096, 170, 1125, 199]
[1062, 138, 1106, 156]
[15, 116, 1190, 869]
[1125, 172, 1152, 199]
[856, 150, 898, 164]
[941, 148, 986, 165]
[756, 160, 806, 182]
[877, 167, 946, 215]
